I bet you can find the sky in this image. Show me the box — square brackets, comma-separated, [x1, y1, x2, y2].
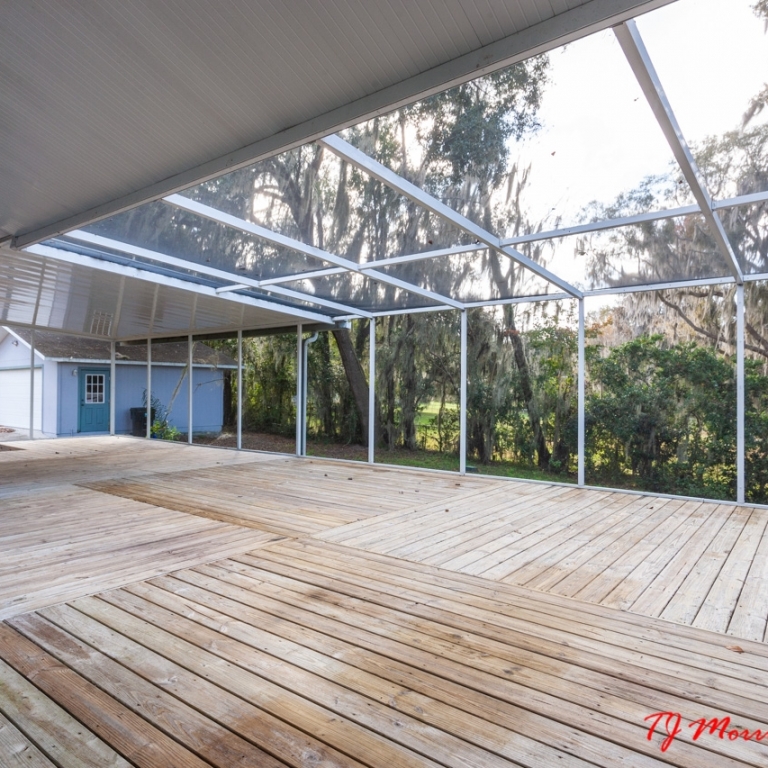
[504, 0, 768, 296]
[515, 0, 768, 231]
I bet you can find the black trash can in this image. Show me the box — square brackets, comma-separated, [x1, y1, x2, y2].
[130, 407, 155, 436]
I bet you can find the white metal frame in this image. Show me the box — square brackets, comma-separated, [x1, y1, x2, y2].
[318, 134, 584, 299]
[614, 21, 743, 283]
[12, 0, 673, 250]
[11, 13, 767, 503]
[237, 330, 243, 451]
[165, 194, 464, 310]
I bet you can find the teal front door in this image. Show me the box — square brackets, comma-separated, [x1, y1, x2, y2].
[78, 368, 110, 432]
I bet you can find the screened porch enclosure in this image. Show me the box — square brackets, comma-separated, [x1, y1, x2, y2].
[5, 1, 768, 765]
[6, 0, 768, 505]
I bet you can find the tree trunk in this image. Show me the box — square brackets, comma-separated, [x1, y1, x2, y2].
[401, 315, 419, 450]
[332, 328, 370, 446]
[507, 323, 551, 470]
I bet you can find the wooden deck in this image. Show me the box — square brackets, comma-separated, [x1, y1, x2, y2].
[2, 437, 768, 767]
[320, 483, 768, 643]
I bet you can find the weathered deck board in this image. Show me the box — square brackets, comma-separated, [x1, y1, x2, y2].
[322, 484, 768, 642]
[4, 539, 768, 767]
[84, 457, 495, 536]
[3, 436, 768, 766]
[0, 657, 131, 767]
[0, 435, 275, 498]
[0, 486, 283, 620]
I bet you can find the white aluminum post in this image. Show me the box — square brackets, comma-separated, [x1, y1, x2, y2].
[110, 341, 116, 436]
[301, 333, 319, 455]
[29, 329, 35, 440]
[737, 285, 745, 504]
[237, 329, 243, 451]
[460, 310, 467, 475]
[578, 299, 586, 486]
[368, 318, 376, 464]
[146, 339, 152, 439]
[188, 335, 194, 444]
[295, 325, 303, 456]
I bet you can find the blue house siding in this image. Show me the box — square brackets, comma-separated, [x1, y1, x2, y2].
[57, 362, 228, 436]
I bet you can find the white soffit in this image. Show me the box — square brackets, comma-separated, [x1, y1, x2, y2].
[2, 0, 674, 248]
[0, 246, 330, 341]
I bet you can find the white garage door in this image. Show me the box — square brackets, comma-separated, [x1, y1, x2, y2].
[0, 368, 42, 430]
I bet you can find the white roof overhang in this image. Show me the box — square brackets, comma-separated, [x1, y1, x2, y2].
[2, 0, 674, 248]
[0, 0, 689, 339]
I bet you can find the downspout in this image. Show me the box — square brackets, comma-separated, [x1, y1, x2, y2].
[300, 332, 320, 456]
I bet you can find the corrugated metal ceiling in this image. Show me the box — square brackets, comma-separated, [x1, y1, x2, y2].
[0, 246, 331, 340]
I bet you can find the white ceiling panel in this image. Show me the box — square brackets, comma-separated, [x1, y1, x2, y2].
[1, 0, 673, 248]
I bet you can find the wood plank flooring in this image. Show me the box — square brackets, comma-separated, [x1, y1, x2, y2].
[320, 483, 768, 642]
[0, 435, 272, 499]
[0, 486, 283, 620]
[3, 436, 768, 767]
[3, 539, 768, 768]
[84, 458, 494, 537]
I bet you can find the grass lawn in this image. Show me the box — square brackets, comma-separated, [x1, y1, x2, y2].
[375, 447, 574, 483]
[413, 399, 458, 425]
[198, 429, 575, 484]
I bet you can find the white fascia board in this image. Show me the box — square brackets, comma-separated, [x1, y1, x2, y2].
[13, 0, 676, 250]
[3, 326, 46, 360]
[47, 357, 237, 369]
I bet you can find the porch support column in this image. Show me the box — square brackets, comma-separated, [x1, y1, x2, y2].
[295, 325, 303, 456]
[237, 329, 243, 451]
[146, 339, 151, 439]
[368, 318, 375, 464]
[737, 285, 745, 504]
[460, 310, 467, 475]
[110, 341, 116, 436]
[188, 334, 194, 444]
[578, 298, 586, 486]
[29, 329, 35, 440]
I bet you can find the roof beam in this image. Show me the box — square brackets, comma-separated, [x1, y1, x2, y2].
[229, 183, 768, 282]
[614, 20, 744, 284]
[318, 134, 583, 298]
[502, 205, 700, 245]
[12, 0, 675, 249]
[64, 230, 372, 319]
[584, 275, 736, 297]
[164, 194, 464, 310]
